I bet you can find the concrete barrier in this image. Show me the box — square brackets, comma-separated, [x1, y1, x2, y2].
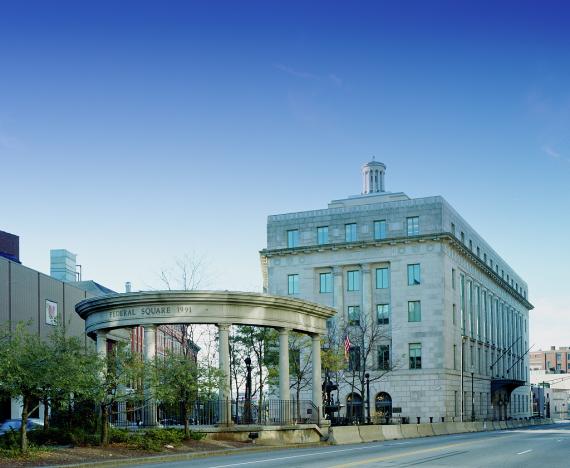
[499, 421, 507, 430]
[358, 425, 384, 442]
[417, 423, 435, 437]
[471, 422, 484, 432]
[453, 422, 470, 433]
[400, 424, 421, 438]
[381, 424, 404, 440]
[462, 422, 477, 432]
[328, 426, 362, 445]
[491, 421, 502, 430]
[431, 423, 449, 435]
[506, 420, 515, 429]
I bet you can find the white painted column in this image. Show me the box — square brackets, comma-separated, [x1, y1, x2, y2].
[143, 325, 157, 426]
[311, 334, 322, 422]
[279, 328, 291, 401]
[218, 323, 232, 425]
[96, 330, 107, 360]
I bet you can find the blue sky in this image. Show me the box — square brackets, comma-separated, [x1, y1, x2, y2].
[0, 1, 569, 348]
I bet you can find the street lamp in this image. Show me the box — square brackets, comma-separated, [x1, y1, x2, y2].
[365, 373, 371, 424]
[244, 357, 252, 424]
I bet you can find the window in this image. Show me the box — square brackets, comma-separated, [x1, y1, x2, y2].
[348, 306, 360, 326]
[453, 344, 457, 370]
[453, 303, 457, 325]
[317, 226, 329, 245]
[287, 229, 299, 248]
[408, 300, 421, 322]
[452, 268, 456, 289]
[374, 220, 387, 240]
[349, 346, 361, 371]
[345, 223, 357, 242]
[287, 274, 299, 294]
[451, 222, 456, 235]
[377, 304, 390, 325]
[461, 231, 465, 243]
[407, 264, 420, 285]
[484, 253, 487, 263]
[406, 217, 419, 236]
[347, 270, 360, 291]
[378, 345, 390, 370]
[469, 240, 473, 251]
[319, 272, 332, 293]
[376, 267, 389, 289]
[476, 246, 480, 257]
[409, 343, 422, 369]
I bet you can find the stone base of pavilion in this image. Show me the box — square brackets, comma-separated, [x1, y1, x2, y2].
[199, 423, 329, 445]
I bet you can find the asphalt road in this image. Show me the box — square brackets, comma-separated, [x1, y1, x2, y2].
[135, 422, 570, 468]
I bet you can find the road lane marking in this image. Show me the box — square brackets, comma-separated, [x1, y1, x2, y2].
[206, 445, 386, 467]
[330, 435, 516, 468]
[517, 449, 533, 455]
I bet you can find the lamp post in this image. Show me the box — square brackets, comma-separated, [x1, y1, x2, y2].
[365, 373, 371, 424]
[244, 357, 252, 424]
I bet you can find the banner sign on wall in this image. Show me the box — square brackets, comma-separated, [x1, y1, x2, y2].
[46, 300, 58, 326]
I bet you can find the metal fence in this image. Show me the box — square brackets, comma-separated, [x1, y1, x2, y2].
[109, 399, 320, 428]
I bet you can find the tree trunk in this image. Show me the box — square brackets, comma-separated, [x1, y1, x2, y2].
[20, 395, 29, 453]
[183, 400, 189, 438]
[43, 396, 49, 430]
[296, 386, 301, 420]
[100, 404, 109, 446]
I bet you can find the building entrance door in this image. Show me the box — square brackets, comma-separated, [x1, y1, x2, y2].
[375, 392, 392, 423]
[346, 393, 363, 423]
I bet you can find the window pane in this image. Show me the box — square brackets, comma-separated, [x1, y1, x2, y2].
[407, 264, 420, 285]
[348, 306, 360, 326]
[319, 272, 332, 293]
[407, 217, 419, 236]
[347, 270, 360, 291]
[317, 226, 329, 245]
[378, 345, 390, 370]
[408, 301, 421, 322]
[345, 223, 357, 242]
[377, 304, 390, 325]
[376, 267, 389, 289]
[287, 274, 299, 294]
[409, 343, 422, 369]
[374, 220, 387, 240]
[287, 229, 299, 248]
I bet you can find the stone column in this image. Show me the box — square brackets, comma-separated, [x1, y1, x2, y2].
[143, 325, 157, 426]
[311, 334, 322, 422]
[361, 263, 371, 322]
[279, 328, 291, 401]
[218, 323, 232, 425]
[96, 330, 107, 360]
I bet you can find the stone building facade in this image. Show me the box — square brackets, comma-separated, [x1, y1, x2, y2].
[260, 161, 533, 422]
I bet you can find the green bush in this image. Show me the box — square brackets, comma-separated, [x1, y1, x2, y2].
[28, 427, 98, 447]
[109, 427, 189, 452]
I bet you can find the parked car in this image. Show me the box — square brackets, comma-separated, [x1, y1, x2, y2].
[0, 418, 44, 436]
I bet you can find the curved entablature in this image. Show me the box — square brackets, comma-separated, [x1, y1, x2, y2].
[76, 290, 336, 337]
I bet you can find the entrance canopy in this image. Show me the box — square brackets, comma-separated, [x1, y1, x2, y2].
[76, 290, 336, 336]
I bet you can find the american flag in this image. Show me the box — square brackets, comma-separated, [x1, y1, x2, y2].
[344, 334, 352, 361]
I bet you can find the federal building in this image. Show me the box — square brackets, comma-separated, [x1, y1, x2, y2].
[261, 161, 533, 421]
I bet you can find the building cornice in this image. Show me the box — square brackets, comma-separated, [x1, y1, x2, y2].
[259, 232, 534, 310]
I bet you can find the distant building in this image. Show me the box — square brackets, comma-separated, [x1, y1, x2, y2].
[0, 230, 19, 263]
[530, 346, 570, 373]
[261, 161, 533, 422]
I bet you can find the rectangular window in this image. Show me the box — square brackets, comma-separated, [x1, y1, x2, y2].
[375, 267, 389, 289]
[460, 274, 466, 335]
[345, 223, 357, 242]
[349, 346, 361, 371]
[461, 231, 465, 243]
[453, 344, 457, 370]
[469, 239, 473, 251]
[348, 306, 360, 326]
[406, 217, 419, 236]
[377, 304, 390, 325]
[374, 220, 387, 240]
[317, 226, 329, 245]
[451, 222, 456, 235]
[378, 345, 390, 370]
[347, 270, 360, 291]
[484, 253, 487, 263]
[452, 268, 456, 289]
[287, 274, 299, 295]
[287, 229, 299, 248]
[319, 272, 332, 293]
[453, 303, 457, 325]
[407, 264, 421, 285]
[409, 343, 422, 369]
[476, 246, 480, 257]
[408, 300, 421, 322]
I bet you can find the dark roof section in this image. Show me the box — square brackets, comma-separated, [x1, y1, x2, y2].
[74, 280, 116, 296]
[0, 230, 20, 263]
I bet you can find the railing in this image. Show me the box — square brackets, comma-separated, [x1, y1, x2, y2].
[109, 399, 320, 428]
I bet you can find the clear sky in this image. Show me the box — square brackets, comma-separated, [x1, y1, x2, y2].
[0, 1, 569, 349]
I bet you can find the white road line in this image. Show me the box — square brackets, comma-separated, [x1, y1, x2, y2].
[517, 449, 533, 455]
[206, 445, 382, 468]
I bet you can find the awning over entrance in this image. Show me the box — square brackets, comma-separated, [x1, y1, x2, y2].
[491, 379, 525, 395]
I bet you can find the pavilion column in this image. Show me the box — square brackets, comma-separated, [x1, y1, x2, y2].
[96, 330, 107, 360]
[279, 328, 291, 401]
[311, 333, 322, 421]
[143, 325, 157, 426]
[218, 323, 232, 425]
